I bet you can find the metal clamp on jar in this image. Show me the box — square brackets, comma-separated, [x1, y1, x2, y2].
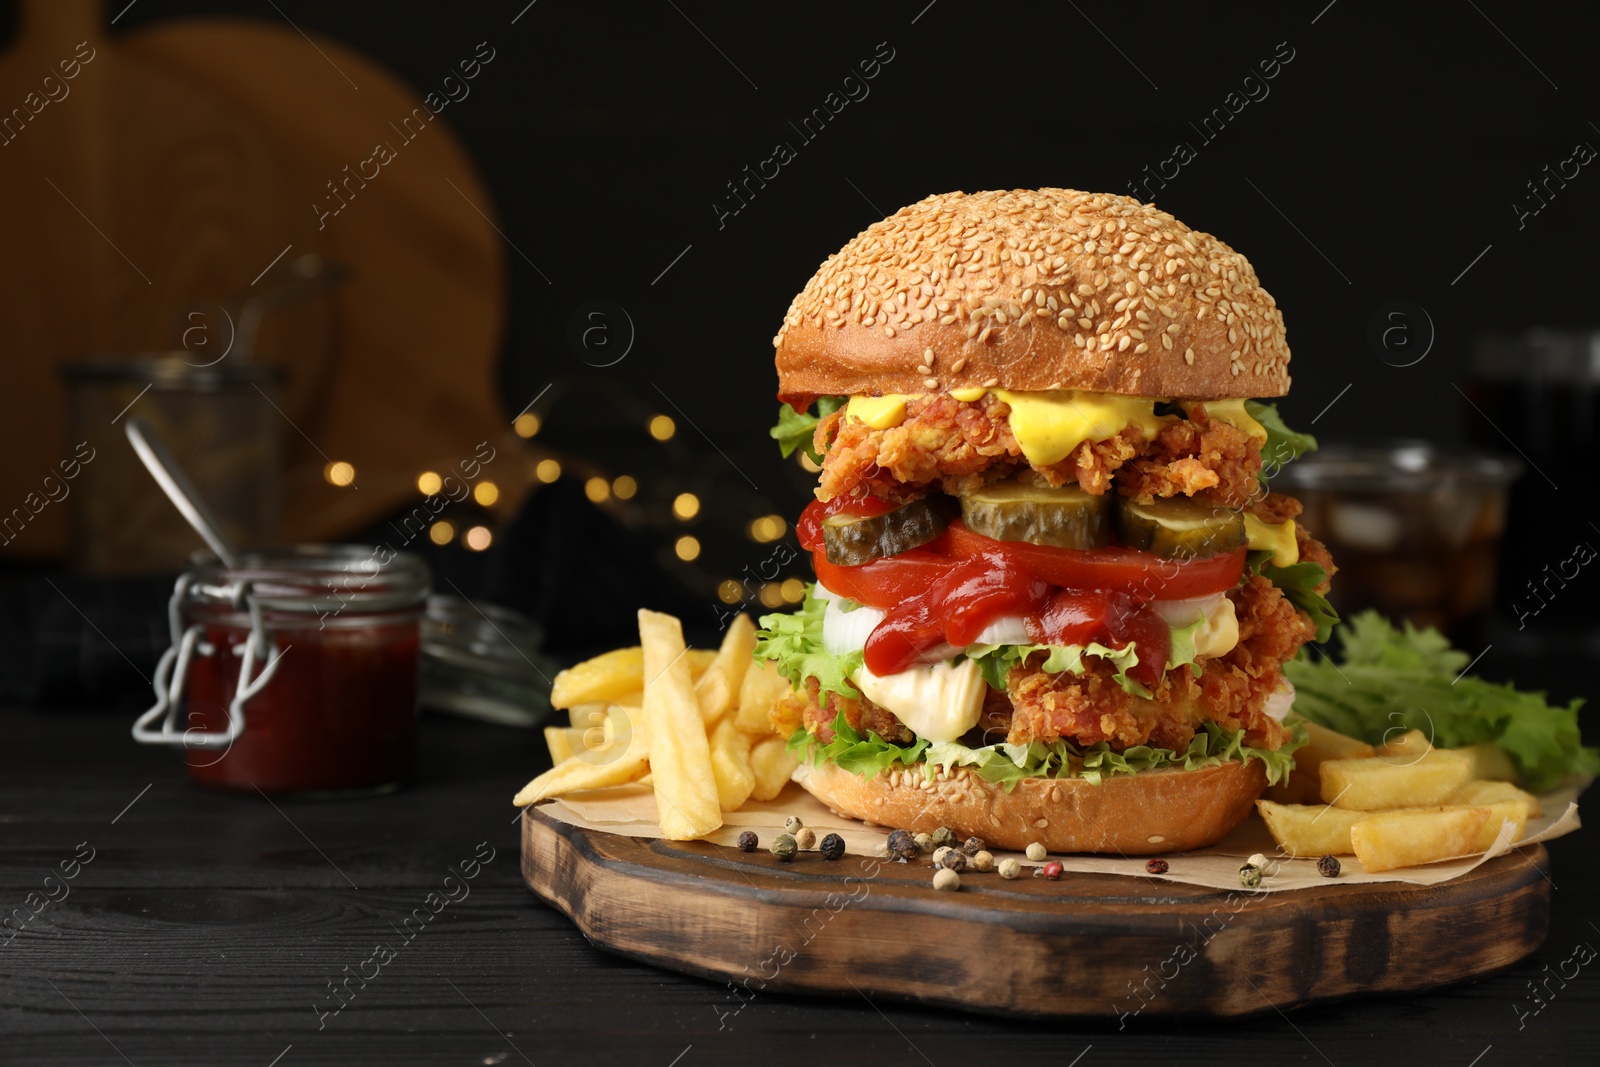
[134, 547, 431, 796]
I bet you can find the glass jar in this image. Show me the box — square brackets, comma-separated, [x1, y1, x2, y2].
[1275, 442, 1520, 641]
[134, 545, 430, 796]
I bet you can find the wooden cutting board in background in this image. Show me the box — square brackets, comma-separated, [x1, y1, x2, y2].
[0, 0, 331, 557]
[122, 16, 508, 545]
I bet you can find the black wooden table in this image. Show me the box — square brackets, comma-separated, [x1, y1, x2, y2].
[3, 704, 1596, 1066]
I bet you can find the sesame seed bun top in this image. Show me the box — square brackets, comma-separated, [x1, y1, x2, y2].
[773, 189, 1291, 401]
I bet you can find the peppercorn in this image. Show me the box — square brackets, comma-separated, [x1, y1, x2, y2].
[931, 826, 955, 849]
[771, 834, 798, 862]
[1146, 858, 1169, 875]
[932, 868, 961, 892]
[913, 832, 934, 854]
[1239, 863, 1262, 889]
[1025, 842, 1047, 862]
[784, 816, 804, 834]
[961, 836, 985, 856]
[940, 849, 967, 873]
[1247, 852, 1269, 871]
[1041, 861, 1063, 880]
[820, 833, 845, 861]
[1317, 854, 1341, 878]
[997, 858, 1021, 880]
[886, 829, 918, 862]
[737, 831, 758, 853]
[972, 850, 994, 873]
[795, 828, 817, 850]
[931, 845, 952, 868]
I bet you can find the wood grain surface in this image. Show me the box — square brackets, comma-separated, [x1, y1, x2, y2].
[0, 0, 330, 557]
[521, 806, 1550, 1019]
[3, 706, 1595, 1066]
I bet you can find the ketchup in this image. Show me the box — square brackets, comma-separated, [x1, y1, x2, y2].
[818, 516, 1225, 687]
[185, 619, 420, 794]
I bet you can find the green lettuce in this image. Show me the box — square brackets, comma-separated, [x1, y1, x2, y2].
[1246, 399, 1317, 480]
[1249, 551, 1340, 644]
[754, 588, 863, 701]
[791, 714, 1303, 791]
[786, 709, 930, 777]
[769, 396, 845, 462]
[966, 612, 1208, 698]
[1284, 610, 1599, 791]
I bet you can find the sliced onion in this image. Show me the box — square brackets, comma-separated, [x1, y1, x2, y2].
[1263, 679, 1295, 722]
[822, 596, 887, 656]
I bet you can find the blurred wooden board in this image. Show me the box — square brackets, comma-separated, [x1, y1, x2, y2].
[123, 17, 508, 543]
[0, 0, 326, 556]
[522, 806, 1549, 1018]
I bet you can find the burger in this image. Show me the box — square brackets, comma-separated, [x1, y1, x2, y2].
[752, 189, 1337, 854]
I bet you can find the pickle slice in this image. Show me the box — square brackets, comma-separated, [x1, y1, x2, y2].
[958, 482, 1112, 549]
[1116, 497, 1246, 559]
[823, 498, 948, 565]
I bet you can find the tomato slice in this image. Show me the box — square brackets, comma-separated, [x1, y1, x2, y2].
[807, 508, 1236, 685]
[944, 520, 1243, 599]
[796, 495, 901, 552]
[811, 547, 951, 609]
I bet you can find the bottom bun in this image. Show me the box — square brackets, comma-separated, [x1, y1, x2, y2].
[794, 758, 1267, 854]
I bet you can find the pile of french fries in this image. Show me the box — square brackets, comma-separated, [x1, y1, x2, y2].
[1257, 724, 1542, 872]
[512, 610, 799, 840]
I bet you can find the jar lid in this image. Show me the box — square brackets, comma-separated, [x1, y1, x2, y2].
[419, 596, 558, 727]
[184, 545, 430, 614]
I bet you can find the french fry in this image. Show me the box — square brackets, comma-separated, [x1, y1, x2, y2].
[1349, 806, 1489, 872]
[512, 739, 650, 806]
[1470, 800, 1528, 851]
[749, 735, 799, 801]
[639, 610, 722, 839]
[552, 647, 644, 709]
[543, 726, 581, 764]
[1457, 743, 1518, 783]
[735, 660, 790, 736]
[1457, 779, 1542, 820]
[1321, 749, 1472, 810]
[709, 716, 756, 811]
[566, 700, 612, 733]
[551, 647, 714, 709]
[694, 614, 758, 723]
[1264, 721, 1376, 805]
[1255, 800, 1364, 857]
[1374, 728, 1432, 760]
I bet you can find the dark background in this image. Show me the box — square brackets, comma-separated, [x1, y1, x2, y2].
[73, 0, 1599, 457]
[5, 4, 1600, 1063]
[64, 0, 1600, 638]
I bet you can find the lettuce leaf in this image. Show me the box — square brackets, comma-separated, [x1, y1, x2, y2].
[966, 616, 1208, 699]
[1249, 552, 1340, 644]
[1283, 610, 1600, 791]
[769, 396, 845, 462]
[754, 588, 863, 701]
[787, 709, 931, 776]
[792, 717, 1303, 791]
[1246, 399, 1317, 481]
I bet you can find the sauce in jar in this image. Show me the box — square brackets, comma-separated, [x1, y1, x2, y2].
[138, 546, 430, 796]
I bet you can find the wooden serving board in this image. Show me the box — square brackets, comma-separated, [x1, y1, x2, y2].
[522, 807, 1550, 1018]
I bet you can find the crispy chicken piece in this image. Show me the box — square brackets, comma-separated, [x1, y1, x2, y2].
[815, 393, 1261, 507]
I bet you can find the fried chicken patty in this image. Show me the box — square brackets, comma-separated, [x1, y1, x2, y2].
[815, 393, 1262, 509]
[779, 516, 1333, 756]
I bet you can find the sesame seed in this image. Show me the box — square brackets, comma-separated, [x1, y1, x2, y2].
[769, 188, 1290, 395]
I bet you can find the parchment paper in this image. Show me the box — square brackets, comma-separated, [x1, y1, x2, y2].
[538, 774, 1585, 893]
